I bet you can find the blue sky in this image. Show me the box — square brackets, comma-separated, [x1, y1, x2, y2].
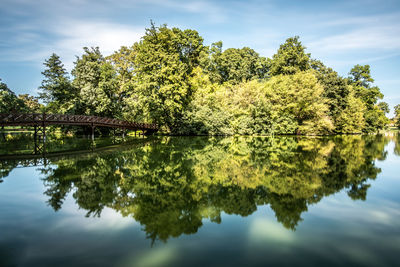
[1, 0, 399, 115]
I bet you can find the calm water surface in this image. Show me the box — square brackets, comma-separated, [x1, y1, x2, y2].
[0, 133, 399, 267]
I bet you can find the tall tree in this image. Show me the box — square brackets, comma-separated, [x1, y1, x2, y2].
[200, 41, 223, 83]
[394, 104, 400, 118]
[107, 46, 136, 118]
[393, 104, 400, 128]
[72, 47, 118, 117]
[39, 53, 75, 113]
[269, 36, 310, 76]
[348, 64, 387, 131]
[311, 60, 349, 123]
[126, 23, 205, 131]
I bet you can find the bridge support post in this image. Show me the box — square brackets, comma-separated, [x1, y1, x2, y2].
[42, 112, 46, 141]
[91, 123, 95, 141]
[33, 123, 46, 155]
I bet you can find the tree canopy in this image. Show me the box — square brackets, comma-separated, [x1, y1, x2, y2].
[1, 23, 389, 135]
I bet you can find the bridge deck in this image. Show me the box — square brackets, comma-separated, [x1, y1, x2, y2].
[0, 113, 158, 132]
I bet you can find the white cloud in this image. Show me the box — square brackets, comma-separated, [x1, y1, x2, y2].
[309, 25, 400, 53]
[50, 20, 144, 69]
[0, 19, 144, 70]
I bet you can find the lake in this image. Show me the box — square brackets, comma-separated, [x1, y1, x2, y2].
[0, 133, 399, 267]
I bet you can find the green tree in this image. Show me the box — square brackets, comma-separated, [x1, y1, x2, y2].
[269, 36, 311, 76]
[125, 23, 205, 132]
[39, 53, 75, 113]
[377, 102, 389, 114]
[349, 64, 375, 88]
[348, 64, 386, 132]
[200, 41, 223, 83]
[265, 71, 333, 135]
[335, 92, 366, 133]
[18, 94, 43, 113]
[311, 60, 349, 123]
[107, 46, 136, 117]
[394, 104, 400, 128]
[72, 47, 119, 117]
[203, 45, 268, 84]
[0, 79, 26, 113]
[394, 104, 400, 117]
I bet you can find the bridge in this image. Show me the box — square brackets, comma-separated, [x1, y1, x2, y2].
[0, 113, 158, 141]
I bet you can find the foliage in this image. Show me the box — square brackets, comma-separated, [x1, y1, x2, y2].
[265, 71, 334, 135]
[0, 79, 26, 113]
[377, 102, 389, 114]
[72, 47, 119, 117]
[348, 64, 387, 132]
[335, 92, 366, 133]
[394, 104, 400, 128]
[106, 46, 136, 117]
[202, 43, 268, 84]
[311, 60, 349, 122]
[124, 23, 205, 132]
[18, 94, 43, 113]
[33, 24, 388, 135]
[182, 70, 333, 135]
[269, 36, 310, 76]
[39, 53, 75, 113]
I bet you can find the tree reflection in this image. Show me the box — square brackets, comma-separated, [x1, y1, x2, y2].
[2, 135, 390, 242]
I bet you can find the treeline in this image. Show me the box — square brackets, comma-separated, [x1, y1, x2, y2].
[0, 79, 42, 114]
[1, 23, 392, 135]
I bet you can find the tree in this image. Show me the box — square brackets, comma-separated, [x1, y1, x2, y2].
[125, 23, 205, 132]
[203, 45, 268, 84]
[107, 46, 136, 116]
[183, 73, 274, 135]
[18, 94, 43, 113]
[348, 64, 375, 88]
[335, 92, 366, 133]
[348, 64, 386, 132]
[311, 60, 349, 124]
[269, 36, 311, 76]
[348, 64, 382, 107]
[39, 53, 75, 113]
[200, 41, 223, 83]
[394, 104, 400, 128]
[265, 71, 333, 135]
[377, 102, 389, 114]
[72, 47, 119, 117]
[395, 104, 400, 117]
[0, 79, 26, 113]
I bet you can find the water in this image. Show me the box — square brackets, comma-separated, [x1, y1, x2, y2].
[0, 133, 399, 267]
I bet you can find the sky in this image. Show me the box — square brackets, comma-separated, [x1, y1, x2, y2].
[0, 0, 399, 115]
